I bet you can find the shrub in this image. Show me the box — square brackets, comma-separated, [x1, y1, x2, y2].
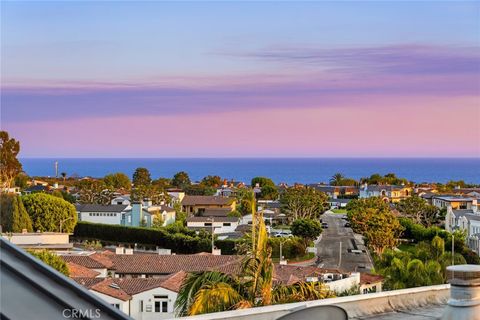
[28, 250, 69, 276]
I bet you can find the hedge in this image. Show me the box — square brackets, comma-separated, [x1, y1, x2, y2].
[74, 222, 239, 255]
[74, 222, 211, 254]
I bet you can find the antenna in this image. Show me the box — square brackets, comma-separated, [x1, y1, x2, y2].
[54, 161, 58, 178]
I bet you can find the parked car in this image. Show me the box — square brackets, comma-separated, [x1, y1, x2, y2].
[274, 231, 293, 238]
[344, 222, 351, 227]
[321, 223, 329, 229]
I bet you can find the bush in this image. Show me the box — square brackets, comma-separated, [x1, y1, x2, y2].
[74, 222, 213, 254]
[269, 237, 306, 260]
[28, 250, 69, 276]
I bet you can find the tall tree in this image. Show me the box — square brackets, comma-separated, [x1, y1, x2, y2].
[329, 173, 345, 186]
[76, 179, 114, 205]
[347, 197, 403, 254]
[396, 196, 439, 227]
[104, 172, 131, 190]
[132, 167, 152, 187]
[280, 187, 328, 220]
[172, 171, 191, 189]
[22, 193, 77, 233]
[0, 131, 22, 189]
[251, 177, 275, 188]
[291, 218, 322, 248]
[0, 194, 33, 232]
[201, 175, 222, 187]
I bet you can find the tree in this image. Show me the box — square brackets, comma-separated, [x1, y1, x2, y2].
[251, 177, 275, 188]
[201, 175, 222, 187]
[60, 172, 67, 182]
[28, 250, 69, 276]
[184, 184, 216, 196]
[132, 167, 152, 187]
[14, 173, 29, 189]
[291, 218, 322, 248]
[396, 196, 439, 227]
[347, 197, 403, 254]
[22, 193, 77, 233]
[76, 179, 115, 205]
[280, 187, 328, 221]
[330, 173, 345, 186]
[0, 194, 33, 232]
[0, 131, 22, 189]
[104, 172, 131, 190]
[259, 185, 279, 200]
[172, 171, 191, 189]
[152, 177, 172, 189]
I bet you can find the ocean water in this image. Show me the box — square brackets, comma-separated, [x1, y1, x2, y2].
[20, 158, 480, 184]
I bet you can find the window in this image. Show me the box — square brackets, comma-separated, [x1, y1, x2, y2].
[140, 300, 143, 312]
[112, 304, 120, 309]
[223, 223, 231, 226]
[154, 296, 168, 313]
[205, 222, 212, 226]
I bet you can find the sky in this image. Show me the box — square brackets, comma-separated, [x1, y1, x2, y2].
[1, 1, 479, 158]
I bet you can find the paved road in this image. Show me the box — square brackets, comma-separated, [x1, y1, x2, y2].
[316, 211, 373, 272]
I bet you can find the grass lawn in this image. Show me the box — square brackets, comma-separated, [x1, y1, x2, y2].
[331, 209, 347, 214]
[397, 242, 417, 253]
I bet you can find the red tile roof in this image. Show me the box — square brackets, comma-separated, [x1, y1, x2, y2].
[67, 262, 101, 278]
[61, 255, 107, 269]
[181, 196, 234, 206]
[90, 278, 131, 301]
[360, 273, 384, 285]
[273, 264, 348, 284]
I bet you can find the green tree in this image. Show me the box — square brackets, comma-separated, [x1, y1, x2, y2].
[0, 194, 33, 232]
[104, 172, 131, 190]
[60, 172, 67, 182]
[201, 175, 222, 187]
[28, 250, 69, 276]
[184, 184, 216, 196]
[22, 193, 77, 232]
[251, 177, 275, 188]
[0, 131, 22, 189]
[14, 173, 29, 189]
[132, 167, 152, 187]
[259, 185, 279, 200]
[280, 187, 328, 220]
[396, 196, 439, 227]
[329, 173, 345, 186]
[76, 179, 115, 205]
[172, 171, 191, 189]
[347, 197, 402, 254]
[291, 218, 322, 248]
[152, 177, 172, 189]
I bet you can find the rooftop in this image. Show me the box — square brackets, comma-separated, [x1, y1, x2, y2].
[182, 195, 235, 206]
[75, 204, 129, 212]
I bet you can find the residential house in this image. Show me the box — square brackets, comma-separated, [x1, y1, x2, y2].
[181, 195, 236, 215]
[328, 198, 351, 209]
[74, 273, 185, 319]
[166, 189, 185, 206]
[76, 204, 129, 225]
[1, 231, 73, 250]
[122, 203, 153, 227]
[146, 205, 176, 226]
[111, 195, 131, 206]
[360, 273, 384, 294]
[445, 205, 480, 255]
[359, 184, 412, 202]
[432, 195, 477, 210]
[186, 216, 240, 234]
[309, 185, 359, 199]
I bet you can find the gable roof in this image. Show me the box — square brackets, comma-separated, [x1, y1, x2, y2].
[67, 262, 101, 278]
[360, 273, 384, 285]
[75, 204, 129, 213]
[181, 195, 234, 206]
[453, 209, 480, 222]
[61, 255, 109, 269]
[90, 278, 131, 301]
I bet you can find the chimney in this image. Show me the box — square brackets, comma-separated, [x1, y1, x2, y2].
[441, 264, 480, 320]
[115, 247, 125, 255]
[124, 248, 133, 255]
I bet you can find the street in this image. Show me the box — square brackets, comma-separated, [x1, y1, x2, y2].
[316, 211, 373, 272]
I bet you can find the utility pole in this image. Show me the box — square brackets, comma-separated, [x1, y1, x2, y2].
[54, 161, 59, 178]
[338, 241, 342, 268]
[452, 235, 455, 266]
[209, 217, 215, 254]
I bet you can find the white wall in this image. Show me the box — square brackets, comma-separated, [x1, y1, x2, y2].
[324, 273, 360, 294]
[90, 291, 129, 315]
[187, 221, 238, 234]
[130, 287, 178, 320]
[3, 233, 70, 245]
[79, 212, 123, 225]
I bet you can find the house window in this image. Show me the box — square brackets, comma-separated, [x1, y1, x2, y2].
[223, 223, 231, 226]
[112, 304, 120, 309]
[154, 301, 168, 313]
[140, 300, 143, 312]
[205, 222, 212, 226]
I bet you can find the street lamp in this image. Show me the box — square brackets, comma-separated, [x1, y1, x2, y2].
[279, 238, 287, 264]
[59, 217, 74, 233]
[207, 217, 215, 254]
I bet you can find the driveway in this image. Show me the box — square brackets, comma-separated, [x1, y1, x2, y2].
[316, 211, 373, 272]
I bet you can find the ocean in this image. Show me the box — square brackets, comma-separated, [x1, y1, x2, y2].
[20, 158, 480, 184]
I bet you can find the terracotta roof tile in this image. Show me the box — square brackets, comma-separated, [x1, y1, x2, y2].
[67, 262, 100, 278]
[360, 273, 384, 285]
[61, 255, 107, 269]
[90, 279, 131, 301]
[181, 196, 234, 206]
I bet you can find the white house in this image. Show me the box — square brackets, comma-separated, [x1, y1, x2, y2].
[76, 204, 129, 225]
[359, 184, 412, 202]
[445, 205, 480, 255]
[111, 195, 131, 206]
[146, 205, 176, 226]
[432, 196, 477, 210]
[186, 216, 240, 234]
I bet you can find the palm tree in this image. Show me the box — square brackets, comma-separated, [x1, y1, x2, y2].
[174, 209, 333, 316]
[330, 173, 345, 186]
[60, 172, 67, 182]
